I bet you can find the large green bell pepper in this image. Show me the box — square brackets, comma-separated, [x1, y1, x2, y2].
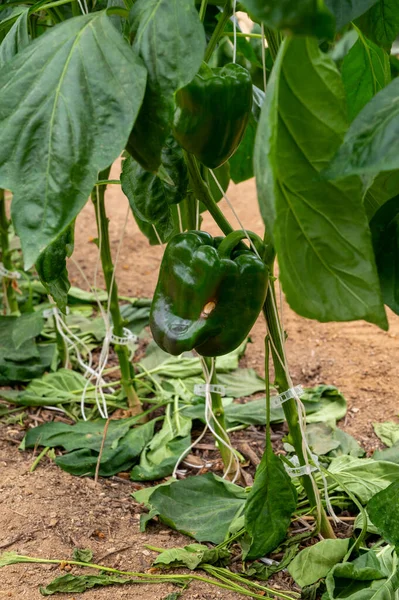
[150, 230, 268, 356]
[172, 63, 253, 169]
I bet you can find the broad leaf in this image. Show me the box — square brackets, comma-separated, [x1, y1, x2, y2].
[0, 8, 29, 66]
[342, 32, 390, 121]
[325, 77, 399, 180]
[370, 196, 399, 314]
[244, 443, 297, 559]
[368, 481, 399, 547]
[129, 0, 205, 95]
[147, 473, 246, 544]
[39, 574, 142, 595]
[324, 0, 379, 30]
[255, 37, 387, 329]
[356, 0, 399, 51]
[11, 311, 44, 350]
[364, 170, 399, 221]
[288, 538, 350, 588]
[240, 0, 335, 38]
[328, 455, 399, 503]
[153, 544, 230, 570]
[373, 443, 399, 464]
[14, 369, 89, 406]
[374, 421, 399, 447]
[0, 12, 147, 268]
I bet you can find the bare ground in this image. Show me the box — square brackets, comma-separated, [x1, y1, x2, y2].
[1, 161, 398, 598]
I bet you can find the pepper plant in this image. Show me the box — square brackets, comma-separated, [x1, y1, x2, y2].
[1, 0, 399, 556]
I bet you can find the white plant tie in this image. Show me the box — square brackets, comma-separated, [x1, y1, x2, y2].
[109, 326, 138, 347]
[0, 262, 20, 280]
[194, 383, 226, 397]
[284, 453, 319, 478]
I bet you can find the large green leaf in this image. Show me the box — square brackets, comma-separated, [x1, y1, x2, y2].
[328, 455, 399, 503]
[129, 0, 205, 96]
[0, 12, 147, 268]
[342, 32, 390, 121]
[244, 443, 297, 559]
[146, 473, 247, 544]
[363, 170, 399, 221]
[326, 552, 390, 600]
[370, 196, 399, 314]
[325, 77, 399, 180]
[374, 421, 399, 447]
[240, 0, 335, 38]
[368, 481, 399, 547]
[356, 0, 399, 51]
[0, 8, 28, 66]
[324, 0, 379, 30]
[255, 37, 387, 328]
[288, 538, 350, 588]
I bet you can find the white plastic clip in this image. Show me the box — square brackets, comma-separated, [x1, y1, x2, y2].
[0, 262, 20, 280]
[271, 385, 304, 408]
[194, 383, 226, 397]
[284, 453, 319, 478]
[109, 327, 138, 346]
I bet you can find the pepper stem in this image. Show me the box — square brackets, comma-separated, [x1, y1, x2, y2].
[0, 189, 19, 315]
[203, 356, 239, 481]
[91, 174, 142, 416]
[204, 0, 234, 62]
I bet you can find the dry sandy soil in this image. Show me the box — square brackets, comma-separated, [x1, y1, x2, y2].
[1, 161, 398, 599]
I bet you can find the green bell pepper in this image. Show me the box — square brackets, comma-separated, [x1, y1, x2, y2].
[173, 63, 253, 169]
[150, 230, 268, 357]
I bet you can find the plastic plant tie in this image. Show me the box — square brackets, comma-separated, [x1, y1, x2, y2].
[109, 327, 138, 346]
[43, 306, 70, 318]
[194, 383, 226, 397]
[0, 263, 20, 280]
[271, 385, 304, 408]
[284, 453, 319, 478]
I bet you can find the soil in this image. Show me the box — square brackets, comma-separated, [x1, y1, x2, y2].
[1, 160, 399, 599]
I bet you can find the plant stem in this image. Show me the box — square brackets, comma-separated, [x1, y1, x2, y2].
[204, 0, 233, 62]
[184, 152, 234, 235]
[263, 27, 282, 61]
[0, 189, 19, 315]
[199, 0, 208, 21]
[53, 314, 68, 368]
[180, 194, 197, 231]
[91, 177, 142, 415]
[263, 281, 335, 539]
[203, 357, 238, 480]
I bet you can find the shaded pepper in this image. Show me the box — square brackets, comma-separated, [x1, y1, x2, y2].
[172, 63, 253, 169]
[150, 230, 268, 357]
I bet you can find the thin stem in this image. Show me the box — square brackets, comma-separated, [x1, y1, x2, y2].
[53, 314, 68, 368]
[203, 357, 237, 480]
[91, 175, 142, 415]
[263, 281, 335, 540]
[0, 189, 19, 315]
[204, 0, 233, 62]
[184, 152, 234, 235]
[199, 0, 208, 21]
[263, 27, 282, 61]
[29, 446, 50, 473]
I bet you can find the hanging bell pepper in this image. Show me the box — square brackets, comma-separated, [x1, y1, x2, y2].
[172, 63, 253, 169]
[150, 230, 268, 357]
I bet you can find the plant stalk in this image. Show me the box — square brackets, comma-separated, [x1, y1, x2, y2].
[203, 356, 238, 480]
[204, 0, 233, 62]
[263, 27, 282, 62]
[263, 281, 335, 539]
[91, 177, 142, 415]
[0, 189, 19, 314]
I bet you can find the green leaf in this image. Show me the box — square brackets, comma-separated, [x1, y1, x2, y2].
[36, 223, 75, 313]
[374, 421, 399, 447]
[11, 311, 44, 350]
[306, 423, 341, 455]
[368, 480, 399, 547]
[130, 411, 192, 481]
[15, 369, 89, 406]
[328, 428, 365, 458]
[370, 196, 399, 315]
[364, 170, 399, 221]
[153, 543, 230, 570]
[217, 368, 265, 398]
[288, 538, 350, 588]
[325, 77, 399, 181]
[0, 8, 29, 66]
[373, 443, 399, 464]
[229, 86, 265, 185]
[356, 0, 399, 51]
[0, 12, 147, 268]
[0, 344, 55, 384]
[328, 455, 399, 503]
[303, 385, 348, 424]
[129, 0, 205, 96]
[39, 573, 142, 595]
[72, 548, 93, 563]
[354, 509, 381, 534]
[325, 551, 393, 600]
[244, 443, 297, 559]
[240, 0, 335, 38]
[255, 36, 387, 329]
[324, 0, 379, 30]
[147, 473, 246, 544]
[342, 33, 390, 121]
